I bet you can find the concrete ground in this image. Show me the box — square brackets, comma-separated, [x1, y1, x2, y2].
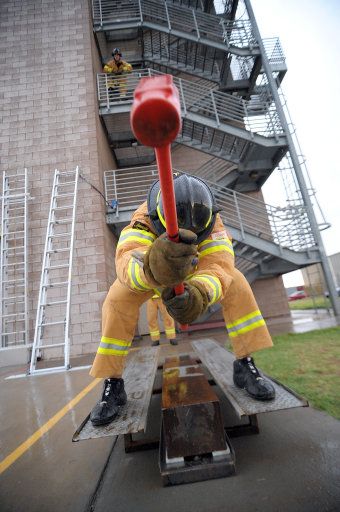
[1, 325, 340, 512]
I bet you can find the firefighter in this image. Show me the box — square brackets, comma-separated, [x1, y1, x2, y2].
[147, 295, 177, 346]
[103, 48, 132, 97]
[89, 174, 275, 426]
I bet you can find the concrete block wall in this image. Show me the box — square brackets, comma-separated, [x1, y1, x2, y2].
[0, 0, 117, 361]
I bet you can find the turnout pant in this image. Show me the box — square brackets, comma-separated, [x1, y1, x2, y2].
[147, 297, 176, 342]
[90, 270, 273, 379]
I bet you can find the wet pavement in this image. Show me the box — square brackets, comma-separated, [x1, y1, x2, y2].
[1, 325, 340, 512]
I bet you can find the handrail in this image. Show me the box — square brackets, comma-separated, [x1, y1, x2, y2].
[92, 0, 257, 50]
[104, 166, 316, 252]
[97, 68, 284, 138]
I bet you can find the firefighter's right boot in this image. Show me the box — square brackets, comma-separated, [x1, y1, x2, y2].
[90, 378, 127, 426]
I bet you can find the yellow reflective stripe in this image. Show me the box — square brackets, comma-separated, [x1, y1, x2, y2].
[226, 309, 266, 337]
[190, 274, 221, 304]
[227, 309, 262, 329]
[133, 260, 151, 290]
[128, 258, 152, 291]
[149, 330, 160, 336]
[97, 347, 129, 356]
[101, 336, 131, 346]
[228, 319, 266, 337]
[199, 237, 233, 249]
[199, 244, 234, 258]
[117, 228, 156, 248]
[165, 328, 176, 335]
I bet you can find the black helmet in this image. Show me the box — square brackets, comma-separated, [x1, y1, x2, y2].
[147, 174, 218, 243]
[112, 47, 122, 57]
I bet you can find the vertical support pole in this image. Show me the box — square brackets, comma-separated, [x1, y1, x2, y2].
[244, 0, 340, 318]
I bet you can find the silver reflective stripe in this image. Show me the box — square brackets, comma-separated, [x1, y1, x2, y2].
[228, 313, 264, 334]
[99, 342, 130, 351]
[199, 240, 233, 252]
[119, 230, 155, 244]
[131, 259, 149, 290]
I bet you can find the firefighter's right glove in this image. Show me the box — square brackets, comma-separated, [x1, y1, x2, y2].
[161, 281, 209, 324]
[143, 229, 198, 287]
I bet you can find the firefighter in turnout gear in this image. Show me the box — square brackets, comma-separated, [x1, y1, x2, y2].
[147, 295, 177, 346]
[89, 174, 275, 426]
[103, 48, 132, 98]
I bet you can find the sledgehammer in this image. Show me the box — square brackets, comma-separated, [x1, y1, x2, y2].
[130, 74, 186, 299]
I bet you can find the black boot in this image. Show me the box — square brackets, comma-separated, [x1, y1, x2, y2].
[90, 378, 127, 426]
[233, 357, 275, 401]
[169, 339, 178, 346]
[151, 340, 160, 346]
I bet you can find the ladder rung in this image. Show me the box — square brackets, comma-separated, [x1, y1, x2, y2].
[1, 296, 25, 301]
[3, 215, 25, 221]
[54, 192, 74, 198]
[2, 312, 25, 318]
[48, 233, 71, 239]
[6, 230, 25, 235]
[46, 248, 70, 254]
[42, 300, 67, 307]
[2, 278, 25, 284]
[42, 281, 68, 288]
[33, 342, 65, 349]
[44, 264, 69, 270]
[38, 321, 65, 327]
[51, 205, 73, 211]
[55, 219, 72, 225]
[57, 180, 76, 186]
[1, 330, 26, 336]
[2, 262, 25, 267]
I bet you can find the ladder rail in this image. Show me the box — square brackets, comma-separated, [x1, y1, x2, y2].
[1, 170, 29, 348]
[64, 166, 79, 369]
[29, 167, 79, 374]
[30, 170, 59, 373]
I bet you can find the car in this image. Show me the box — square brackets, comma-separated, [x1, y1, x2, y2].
[288, 290, 307, 301]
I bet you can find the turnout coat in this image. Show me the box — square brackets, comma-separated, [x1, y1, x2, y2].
[90, 202, 273, 378]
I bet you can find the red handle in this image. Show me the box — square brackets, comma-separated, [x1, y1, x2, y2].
[131, 75, 188, 328]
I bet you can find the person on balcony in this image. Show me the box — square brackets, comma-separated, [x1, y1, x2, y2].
[89, 174, 276, 427]
[103, 48, 132, 98]
[147, 295, 177, 346]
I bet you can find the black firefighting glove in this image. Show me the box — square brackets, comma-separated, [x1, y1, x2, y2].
[144, 229, 198, 287]
[161, 281, 209, 324]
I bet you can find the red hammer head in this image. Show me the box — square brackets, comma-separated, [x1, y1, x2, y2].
[130, 75, 182, 147]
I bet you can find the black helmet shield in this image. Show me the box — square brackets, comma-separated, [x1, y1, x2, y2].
[147, 174, 218, 243]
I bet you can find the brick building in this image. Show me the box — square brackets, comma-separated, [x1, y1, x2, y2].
[3, 0, 334, 367]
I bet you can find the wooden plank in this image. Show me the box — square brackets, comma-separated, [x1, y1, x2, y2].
[72, 346, 159, 442]
[192, 339, 308, 418]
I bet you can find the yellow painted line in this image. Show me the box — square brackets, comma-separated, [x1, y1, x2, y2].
[0, 378, 101, 475]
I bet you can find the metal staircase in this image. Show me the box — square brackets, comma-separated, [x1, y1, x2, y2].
[93, 0, 286, 91]
[29, 168, 79, 375]
[103, 165, 320, 282]
[0, 169, 29, 348]
[97, 68, 287, 189]
[92, 0, 340, 316]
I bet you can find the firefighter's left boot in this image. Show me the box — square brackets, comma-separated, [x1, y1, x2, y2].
[233, 357, 275, 401]
[90, 378, 127, 426]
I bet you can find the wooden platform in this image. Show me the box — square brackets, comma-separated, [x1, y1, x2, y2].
[192, 339, 308, 418]
[72, 346, 159, 442]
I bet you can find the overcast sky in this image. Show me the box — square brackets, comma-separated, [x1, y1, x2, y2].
[250, 0, 340, 286]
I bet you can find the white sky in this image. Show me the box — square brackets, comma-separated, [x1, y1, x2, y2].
[251, 0, 340, 287]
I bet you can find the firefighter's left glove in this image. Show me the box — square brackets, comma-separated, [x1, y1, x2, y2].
[143, 229, 198, 287]
[161, 281, 209, 324]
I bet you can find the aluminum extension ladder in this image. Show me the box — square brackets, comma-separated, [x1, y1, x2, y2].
[0, 169, 29, 348]
[29, 167, 79, 375]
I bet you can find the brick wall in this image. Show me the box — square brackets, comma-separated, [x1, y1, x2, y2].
[0, 0, 116, 359]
